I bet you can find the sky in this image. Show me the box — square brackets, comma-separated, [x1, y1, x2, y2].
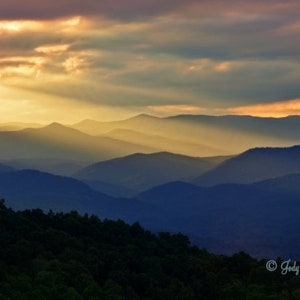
[0, 0, 299, 123]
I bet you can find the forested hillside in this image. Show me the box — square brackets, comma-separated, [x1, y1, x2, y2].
[0, 200, 299, 299]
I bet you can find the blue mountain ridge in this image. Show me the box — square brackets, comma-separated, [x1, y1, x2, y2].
[138, 178, 300, 259]
[193, 145, 300, 186]
[74, 151, 225, 193]
[0, 163, 15, 173]
[2, 145, 300, 259]
[0, 169, 160, 227]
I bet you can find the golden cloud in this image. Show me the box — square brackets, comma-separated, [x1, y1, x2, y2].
[0, 20, 43, 32]
[224, 98, 300, 117]
[35, 44, 70, 54]
[148, 104, 205, 114]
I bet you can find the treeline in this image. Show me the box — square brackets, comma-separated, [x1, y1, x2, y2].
[0, 199, 299, 299]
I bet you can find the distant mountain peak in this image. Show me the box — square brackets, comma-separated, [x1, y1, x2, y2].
[73, 114, 158, 127]
[128, 114, 160, 121]
[45, 122, 66, 128]
[193, 144, 300, 187]
[116, 151, 197, 161]
[40, 122, 84, 133]
[241, 145, 300, 155]
[19, 122, 88, 137]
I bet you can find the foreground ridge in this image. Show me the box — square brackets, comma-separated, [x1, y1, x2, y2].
[0, 199, 299, 299]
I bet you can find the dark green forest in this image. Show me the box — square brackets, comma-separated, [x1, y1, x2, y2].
[0, 199, 299, 300]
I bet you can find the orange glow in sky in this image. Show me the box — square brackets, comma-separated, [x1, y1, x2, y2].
[0, 1, 299, 122]
[224, 99, 300, 117]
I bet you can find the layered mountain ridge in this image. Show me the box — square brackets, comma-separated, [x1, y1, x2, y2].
[1, 114, 300, 259]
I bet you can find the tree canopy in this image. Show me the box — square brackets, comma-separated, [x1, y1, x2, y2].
[0, 199, 299, 299]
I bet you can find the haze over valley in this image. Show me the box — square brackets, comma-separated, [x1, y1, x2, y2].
[0, 114, 300, 259]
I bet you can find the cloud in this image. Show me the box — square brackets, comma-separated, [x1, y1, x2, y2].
[147, 104, 205, 115]
[223, 98, 300, 117]
[0, 0, 196, 21]
[35, 44, 70, 54]
[0, 0, 299, 21]
[0, 0, 299, 121]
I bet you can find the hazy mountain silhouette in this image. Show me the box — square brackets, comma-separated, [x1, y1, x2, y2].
[0, 169, 160, 225]
[72, 114, 300, 155]
[73, 114, 228, 156]
[0, 122, 42, 131]
[74, 152, 226, 192]
[72, 114, 161, 135]
[253, 172, 300, 194]
[82, 179, 137, 198]
[1, 166, 300, 258]
[0, 169, 109, 212]
[1, 158, 90, 176]
[138, 180, 300, 258]
[102, 128, 220, 157]
[1, 115, 300, 259]
[193, 145, 300, 186]
[0, 122, 157, 160]
[0, 163, 15, 173]
[138, 181, 209, 215]
[168, 114, 300, 140]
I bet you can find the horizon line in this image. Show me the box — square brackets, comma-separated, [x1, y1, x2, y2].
[1, 112, 300, 126]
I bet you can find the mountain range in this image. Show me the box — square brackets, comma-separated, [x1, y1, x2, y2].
[1, 158, 90, 176]
[0, 169, 160, 226]
[193, 145, 300, 186]
[1, 114, 300, 259]
[102, 128, 218, 157]
[1, 114, 300, 163]
[1, 164, 300, 259]
[0, 122, 42, 131]
[74, 152, 229, 193]
[138, 177, 300, 259]
[72, 114, 300, 155]
[0, 122, 156, 161]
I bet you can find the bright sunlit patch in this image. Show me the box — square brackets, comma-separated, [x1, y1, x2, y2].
[0, 17, 83, 34]
[187, 59, 241, 74]
[62, 16, 81, 26]
[63, 56, 85, 74]
[148, 105, 205, 114]
[187, 59, 211, 72]
[224, 99, 300, 117]
[0, 84, 97, 124]
[0, 56, 47, 65]
[35, 44, 70, 54]
[59, 16, 87, 33]
[214, 61, 232, 72]
[0, 65, 39, 78]
[0, 85, 46, 122]
[0, 56, 47, 80]
[0, 20, 43, 32]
